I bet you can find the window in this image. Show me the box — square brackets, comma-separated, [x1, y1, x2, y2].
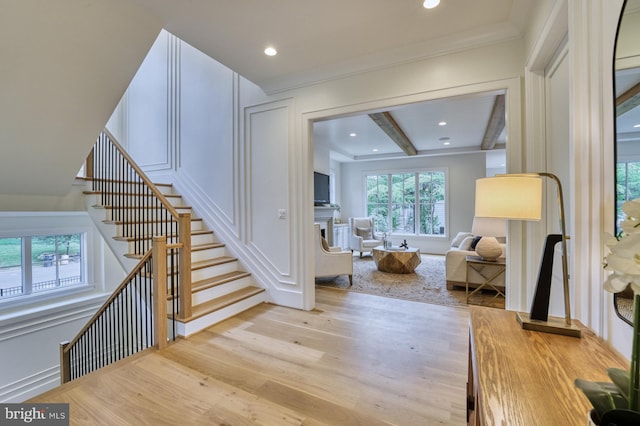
[0, 233, 85, 300]
[616, 161, 640, 232]
[366, 171, 446, 236]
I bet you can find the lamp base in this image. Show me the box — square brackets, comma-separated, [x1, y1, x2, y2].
[475, 236, 502, 261]
[516, 312, 582, 338]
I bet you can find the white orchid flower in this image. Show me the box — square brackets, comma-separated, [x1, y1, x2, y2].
[622, 198, 640, 219]
[604, 273, 634, 293]
[604, 233, 640, 274]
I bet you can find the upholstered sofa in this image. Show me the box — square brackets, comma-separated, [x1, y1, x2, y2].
[445, 232, 506, 291]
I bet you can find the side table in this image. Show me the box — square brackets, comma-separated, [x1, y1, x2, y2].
[465, 255, 505, 304]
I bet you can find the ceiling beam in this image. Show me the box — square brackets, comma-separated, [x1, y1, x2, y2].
[368, 112, 418, 156]
[617, 82, 640, 117]
[480, 94, 505, 150]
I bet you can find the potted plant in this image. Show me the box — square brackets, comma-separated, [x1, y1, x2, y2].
[575, 199, 640, 425]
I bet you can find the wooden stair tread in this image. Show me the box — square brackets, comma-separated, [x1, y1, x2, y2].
[125, 242, 224, 259]
[181, 287, 265, 322]
[103, 218, 203, 225]
[82, 177, 173, 188]
[97, 205, 192, 210]
[192, 271, 252, 292]
[192, 242, 224, 251]
[191, 256, 236, 270]
[114, 229, 213, 242]
[83, 190, 182, 199]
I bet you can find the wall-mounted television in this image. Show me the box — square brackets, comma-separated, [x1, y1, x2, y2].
[314, 172, 330, 206]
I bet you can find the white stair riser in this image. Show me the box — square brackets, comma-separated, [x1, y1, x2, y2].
[124, 232, 213, 254]
[191, 261, 238, 282]
[191, 246, 226, 262]
[101, 207, 192, 222]
[175, 292, 266, 337]
[113, 220, 202, 237]
[191, 276, 254, 306]
[85, 182, 175, 196]
[191, 233, 215, 246]
[85, 193, 186, 208]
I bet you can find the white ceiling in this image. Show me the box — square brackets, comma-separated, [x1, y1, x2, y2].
[129, 0, 532, 168]
[132, 0, 530, 94]
[313, 90, 507, 166]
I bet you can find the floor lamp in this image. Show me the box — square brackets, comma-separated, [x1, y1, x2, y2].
[475, 173, 581, 338]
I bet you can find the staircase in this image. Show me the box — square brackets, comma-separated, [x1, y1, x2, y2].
[83, 135, 266, 338]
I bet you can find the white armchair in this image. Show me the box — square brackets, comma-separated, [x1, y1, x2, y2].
[349, 216, 383, 258]
[315, 224, 353, 285]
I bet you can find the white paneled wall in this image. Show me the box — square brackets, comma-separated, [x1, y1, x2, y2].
[0, 213, 124, 402]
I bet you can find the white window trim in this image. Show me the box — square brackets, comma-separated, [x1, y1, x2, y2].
[0, 212, 98, 311]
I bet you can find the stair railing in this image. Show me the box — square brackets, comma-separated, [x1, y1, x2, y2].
[59, 236, 172, 383]
[85, 130, 192, 319]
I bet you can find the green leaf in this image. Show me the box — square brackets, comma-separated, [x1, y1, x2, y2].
[574, 378, 629, 418]
[608, 368, 631, 401]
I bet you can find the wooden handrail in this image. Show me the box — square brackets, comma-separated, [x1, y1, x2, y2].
[64, 248, 153, 350]
[60, 239, 177, 382]
[61, 130, 195, 382]
[97, 129, 181, 220]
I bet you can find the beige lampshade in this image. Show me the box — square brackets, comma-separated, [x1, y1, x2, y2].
[475, 176, 543, 221]
[471, 216, 507, 237]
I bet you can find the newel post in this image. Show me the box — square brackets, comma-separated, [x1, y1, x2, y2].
[59, 341, 70, 384]
[153, 236, 168, 349]
[178, 213, 192, 320]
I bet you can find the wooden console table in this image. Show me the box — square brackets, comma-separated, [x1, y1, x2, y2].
[468, 306, 628, 425]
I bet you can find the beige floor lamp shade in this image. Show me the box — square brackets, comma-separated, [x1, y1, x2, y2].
[475, 176, 542, 221]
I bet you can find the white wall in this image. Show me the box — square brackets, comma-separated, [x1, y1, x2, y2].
[340, 153, 486, 254]
[0, 0, 161, 201]
[110, 31, 525, 311]
[0, 213, 124, 402]
[103, 4, 634, 361]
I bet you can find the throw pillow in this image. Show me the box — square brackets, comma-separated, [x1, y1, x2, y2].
[356, 227, 372, 240]
[451, 231, 472, 247]
[470, 236, 483, 250]
[321, 237, 329, 251]
[459, 236, 475, 251]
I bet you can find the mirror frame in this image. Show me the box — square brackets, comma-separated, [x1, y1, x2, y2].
[613, 0, 640, 326]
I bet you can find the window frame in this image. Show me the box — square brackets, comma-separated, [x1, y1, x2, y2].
[364, 168, 448, 238]
[0, 214, 95, 309]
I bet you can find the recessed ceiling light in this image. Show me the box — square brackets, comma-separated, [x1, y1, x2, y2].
[634, 124, 640, 128]
[443, 141, 450, 146]
[264, 47, 277, 56]
[350, 132, 357, 137]
[438, 121, 447, 126]
[373, 148, 379, 152]
[423, 0, 440, 9]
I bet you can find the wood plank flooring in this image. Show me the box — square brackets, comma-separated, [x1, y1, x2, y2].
[29, 287, 470, 425]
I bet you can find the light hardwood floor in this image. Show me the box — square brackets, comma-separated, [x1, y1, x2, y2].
[30, 287, 470, 425]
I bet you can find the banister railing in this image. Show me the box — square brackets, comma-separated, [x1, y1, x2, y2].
[59, 130, 196, 383]
[60, 237, 172, 383]
[86, 130, 192, 319]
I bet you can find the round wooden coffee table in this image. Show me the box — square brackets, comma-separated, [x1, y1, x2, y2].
[372, 246, 421, 273]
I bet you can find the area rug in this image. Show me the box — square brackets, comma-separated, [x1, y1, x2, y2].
[316, 254, 505, 309]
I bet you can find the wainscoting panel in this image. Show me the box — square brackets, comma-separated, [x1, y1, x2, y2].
[245, 99, 294, 281]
